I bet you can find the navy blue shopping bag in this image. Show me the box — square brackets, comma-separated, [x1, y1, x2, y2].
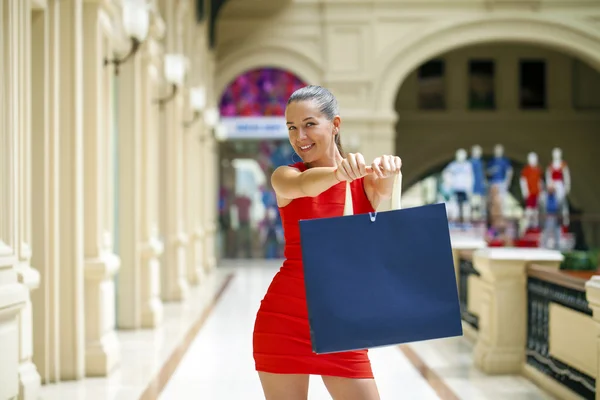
[299, 174, 462, 354]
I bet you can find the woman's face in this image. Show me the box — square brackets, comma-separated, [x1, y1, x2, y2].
[285, 100, 340, 165]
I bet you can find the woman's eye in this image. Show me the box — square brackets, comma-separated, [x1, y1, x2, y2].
[288, 126, 296, 131]
[306, 122, 315, 127]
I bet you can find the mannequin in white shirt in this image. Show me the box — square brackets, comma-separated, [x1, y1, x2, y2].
[546, 147, 571, 226]
[443, 149, 474, 223]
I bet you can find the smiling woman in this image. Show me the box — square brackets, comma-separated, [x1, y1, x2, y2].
[252, 85, 402, 400]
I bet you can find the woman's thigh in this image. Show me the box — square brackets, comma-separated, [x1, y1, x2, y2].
[321, 376, 380, 400]
[258, 372, 310, 400]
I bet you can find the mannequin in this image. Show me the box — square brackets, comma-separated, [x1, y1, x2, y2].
[546, 147, 571, 226]
[486, 144, 513, 214]
[443, 149, 474, 223]
[520, 152, 543, 230]
[469, 145, 487, 220]
[539, 184, 562, 249]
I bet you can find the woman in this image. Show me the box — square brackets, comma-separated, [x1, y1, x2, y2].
[253, 85, 402, 400]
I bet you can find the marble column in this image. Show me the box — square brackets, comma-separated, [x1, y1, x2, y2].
[138, 32, 165, 328]
[585, 276, 600, 400]
[472, 248, 563, 374]
[0, 1, 34, 397]
[57, 0, 86, 380]
[81, 1, 120, 376]
[157, 0, 189, 302]
[184, 105, 205, 286]
[30, 0, 61, 385]
[10, 0, 44, 397]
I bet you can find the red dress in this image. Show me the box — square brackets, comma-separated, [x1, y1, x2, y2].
[253, 162, 374, 378]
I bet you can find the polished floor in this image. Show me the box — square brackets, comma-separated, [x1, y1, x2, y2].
[40, 260, 553, 399]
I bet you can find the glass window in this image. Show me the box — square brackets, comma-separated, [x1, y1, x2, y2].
[519, 60, 546, 109]
[469, 60, 495, 110]
[417, 59, 446, 110]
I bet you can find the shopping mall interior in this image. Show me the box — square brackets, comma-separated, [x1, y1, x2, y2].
[1, 0, 600, 399]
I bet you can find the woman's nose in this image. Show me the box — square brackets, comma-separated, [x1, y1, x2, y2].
[297, 128, 308, 140]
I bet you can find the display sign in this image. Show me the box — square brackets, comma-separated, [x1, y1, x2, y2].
[220, 117, 288, 140]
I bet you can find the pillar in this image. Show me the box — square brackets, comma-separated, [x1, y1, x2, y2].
[184, 101, 205, 285]
[202, 52, 218, 272]
[81, 1, 121, 376]
[184, 18, 207, 284]
[57, 0, 86, 380]
[585, 276, 600, 400]
[472, 248, 563, 374]
[159, 85, 190, 300]
[0, 1, 34, 397]
[158, 1, 189, 301]
[30, 0, 61, 384]
[138, 24, 165, 328]
[11, 0, 44, 397]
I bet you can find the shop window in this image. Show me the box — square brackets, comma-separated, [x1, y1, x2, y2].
[519, 60, 547, 109]
[469, 60, 496, 110]
[417, 59, 446, 110]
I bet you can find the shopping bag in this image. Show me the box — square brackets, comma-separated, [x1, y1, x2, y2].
[299, 174, 462, 354]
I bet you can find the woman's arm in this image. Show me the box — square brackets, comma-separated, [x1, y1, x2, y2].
[271, 165, 341, 202]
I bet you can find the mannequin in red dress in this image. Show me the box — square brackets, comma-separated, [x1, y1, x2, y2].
[253, 85, 401, 400]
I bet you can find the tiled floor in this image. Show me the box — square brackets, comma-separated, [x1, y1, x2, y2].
[40, 260, 554, 399]
[39, 270, 230, 400]
[160, 260, 552, 400]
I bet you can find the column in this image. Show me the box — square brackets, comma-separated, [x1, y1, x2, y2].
[203, 52, 218, 272]
[472, 248, 563, 374]
[30, 0, 61, 384]
[14, 0, 44, 397]
[585, 276, 600, 399]
[0, 1, 31, 397]
[201, 132, 217, 274]
[138, 33, 164, 328]
[115, 29, 144, 329]
[184, 102, 205, 285]
[159, 86, 190, 300]
[81, 1, 120, 376]
[158, 1, 189, 301]
[57, 0, 86, 380]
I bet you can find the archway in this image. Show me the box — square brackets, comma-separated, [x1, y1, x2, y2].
[215, 40, 322, 100]
[387, 38, 600, 249]
[373, 16, 600, 110]
[217, 67, 307, 260]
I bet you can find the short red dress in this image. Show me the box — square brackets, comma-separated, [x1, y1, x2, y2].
[253, 162, 374, 378]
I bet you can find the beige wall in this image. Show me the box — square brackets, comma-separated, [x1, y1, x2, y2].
[395, 43, 600, 214]
[216, 0, 600, 212]
[0, 0, 219, 396]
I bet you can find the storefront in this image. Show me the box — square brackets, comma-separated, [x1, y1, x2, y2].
[217, 67, 306, 259]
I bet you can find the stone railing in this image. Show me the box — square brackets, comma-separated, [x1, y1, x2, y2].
[524, 265, 598, 400]
[451, 237, 486, 341]
[450, 244, 600, 400]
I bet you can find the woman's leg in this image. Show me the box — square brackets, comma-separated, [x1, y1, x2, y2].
[321, 376, 380, 400]
[258, 372, 309, 400]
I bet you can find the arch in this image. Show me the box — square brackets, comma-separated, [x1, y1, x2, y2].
[373, 16, 600, 111]
[218, 67, 307, 117]
[216, 41, 322, 99]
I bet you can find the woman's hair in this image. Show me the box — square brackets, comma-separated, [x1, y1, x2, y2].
[287, 85, 344, 156]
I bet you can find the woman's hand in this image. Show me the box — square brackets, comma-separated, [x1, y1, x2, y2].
[370, 155, 402, 179]
[335, 153, 372, 182]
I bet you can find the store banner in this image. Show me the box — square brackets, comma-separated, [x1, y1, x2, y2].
[220, 117, 288, 140]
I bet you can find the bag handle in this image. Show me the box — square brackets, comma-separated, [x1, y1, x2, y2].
[343, 173, 403, 217]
